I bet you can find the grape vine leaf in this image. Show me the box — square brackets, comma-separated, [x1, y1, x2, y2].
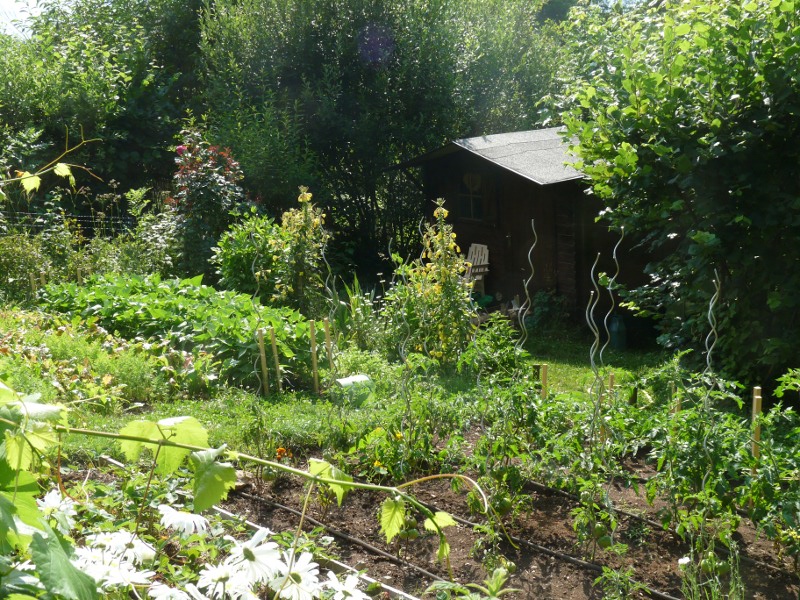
[423, 511, 457, 533]
[18, 172, 41, 195]
[437, 538, 451, 563]
[308, 458, 354, 506]
[30, 523, 98, 600]
[189, 446, 237, 512]
[53, 163, 76, 187]
[380, 497, 405, 543]
[118, 417, 208, 475]
[0, 379, 18, 404]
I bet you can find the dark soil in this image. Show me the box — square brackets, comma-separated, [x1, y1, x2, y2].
[223, 458, 800, 600]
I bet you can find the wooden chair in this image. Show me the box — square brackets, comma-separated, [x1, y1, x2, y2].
[465, 243, 489, 295]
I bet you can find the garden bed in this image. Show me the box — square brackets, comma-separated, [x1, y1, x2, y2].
[222, 460, 800, 600]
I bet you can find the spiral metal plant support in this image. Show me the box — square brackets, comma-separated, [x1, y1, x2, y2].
[703, 269, 721, 382]
[599, 227, 624, 367]
[515, 219, 537, 351]
[586, 253, 602, 385]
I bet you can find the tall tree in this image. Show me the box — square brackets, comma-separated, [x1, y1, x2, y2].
[562, 0, 800, 386]
[200, 0, 565, 266]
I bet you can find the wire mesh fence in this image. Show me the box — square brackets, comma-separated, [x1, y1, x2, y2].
[1, 211, 136, 236]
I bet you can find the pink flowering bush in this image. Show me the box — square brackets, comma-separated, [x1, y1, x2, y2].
[168, 126, 247, 279]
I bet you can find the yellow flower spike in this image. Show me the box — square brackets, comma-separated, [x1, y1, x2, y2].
[298, 185, 312, 203]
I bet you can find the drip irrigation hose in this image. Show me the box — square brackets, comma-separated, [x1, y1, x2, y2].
[237, 491, 447, 584]
[518, 478, 789, 575]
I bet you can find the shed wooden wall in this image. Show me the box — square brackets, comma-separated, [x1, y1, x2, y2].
[421, 150, 650, 315]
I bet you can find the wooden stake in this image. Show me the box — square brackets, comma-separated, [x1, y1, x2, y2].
[29, 273, 37, 293]
[269, 328, 282, 393]
[323, 317, 334, 372]
[77, 267, 83, 285]
[752, 386, 763, 472]
[671, 382, 680, 413]
[608, 372, 615, 397]
[540, 363, 548, 399]
[39, 271, 46, 287]
[257, 329, 269, 395]
[309, 320, 319, 395]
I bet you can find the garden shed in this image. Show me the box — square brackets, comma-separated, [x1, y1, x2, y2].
[404, 127, 650, 314]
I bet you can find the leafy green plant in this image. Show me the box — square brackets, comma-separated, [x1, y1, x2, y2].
[38, 272, 318, 389]
[458, 313, 529, 380]
[168, 124, 248, 279]
[380, 200, 477, 369]
[425, 566, 521, 599]
[213, 187, 330, 316]
[593, 566, 647, 600]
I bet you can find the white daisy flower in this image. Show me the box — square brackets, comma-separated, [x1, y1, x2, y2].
[269, 551, 321, 600]
[158, 504, 210, 538]
[678, 556, 691, 568]
[102, 563, 156, 590]
[149, 582, 192, 599]
[324, 571, 370, 600]
[197, 563, 240, 599]
[224, 527, 281, 584]
[72, 544, 119, 584]
[37, 488, 77, 534]
[86, 531, 156, 565]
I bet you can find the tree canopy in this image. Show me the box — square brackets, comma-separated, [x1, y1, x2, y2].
[562, 0, 800, 385]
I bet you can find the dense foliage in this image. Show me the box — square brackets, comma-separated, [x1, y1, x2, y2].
[561, 0, 800, 386]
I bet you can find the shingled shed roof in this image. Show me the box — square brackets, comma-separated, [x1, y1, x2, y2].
[407, 127, 583, 186]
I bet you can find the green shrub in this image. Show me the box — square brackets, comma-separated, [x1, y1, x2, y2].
[458, 313, 529, 379]
[168, 126, 248, 279]
[0, 232, 51, 304]
[38, 273, 320, 389]
[213, 188, 330, 316]
[213, 210, 281, 300]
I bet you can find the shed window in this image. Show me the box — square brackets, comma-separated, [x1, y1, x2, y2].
[459, 173, 484, 221]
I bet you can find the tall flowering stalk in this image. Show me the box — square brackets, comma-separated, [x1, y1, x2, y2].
[381, 199, 477, 369]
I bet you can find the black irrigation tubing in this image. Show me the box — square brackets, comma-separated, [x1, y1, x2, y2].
[240, 489, 681, 600]
[411, 501, 683, 600]
[237, 491, 448, 585]
[522, 478, 791, 575]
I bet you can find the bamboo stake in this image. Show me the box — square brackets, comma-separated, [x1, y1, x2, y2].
[269, 328, 282, 393]
[541, 363, 548, 399]
[323, 317, 334, 372]
[752, 386, 762, 473]
[257, 329, 270, 395]
[309, 320, 319, 395]
[671, 382, 680, 414]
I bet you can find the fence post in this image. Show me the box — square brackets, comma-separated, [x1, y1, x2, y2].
[310, 320, 319, 395]
[257, 329, 270, 395]
[323, 317, 334, 373]
[269, 327, 282, 393]
[540, 363, 548, 399]
[751, 386, 762, 474]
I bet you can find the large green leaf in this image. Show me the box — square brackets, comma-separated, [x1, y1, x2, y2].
[380, 497, 405, 543]
[19, 172, 41, 194]
[189, 446, 236, 512]
[0, 380, 18, 404]
[423, 511, 457, 533]
[308, 458, 353, 506]
[118, 417, 208, 475]
[0, 462, 42, 551]
[30, 524, 98, 600]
